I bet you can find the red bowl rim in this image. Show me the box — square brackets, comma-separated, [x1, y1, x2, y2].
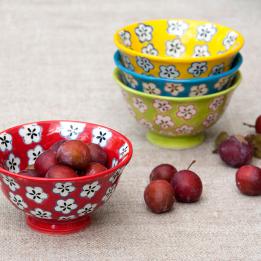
[0, 120, 133, 182]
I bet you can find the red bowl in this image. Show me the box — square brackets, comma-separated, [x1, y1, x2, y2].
[0, 120, 132, 234]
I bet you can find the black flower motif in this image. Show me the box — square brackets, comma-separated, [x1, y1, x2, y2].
[0, 136, 10, 148]
[159, 65, 180, 79]
[0, 133, 12, 152]
[26, 128, 38, 139]
[136, 57, 154, 72]
[188, 62, 208, 77]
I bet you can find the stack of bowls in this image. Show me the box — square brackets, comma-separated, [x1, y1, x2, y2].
[113, 19, 244, 149]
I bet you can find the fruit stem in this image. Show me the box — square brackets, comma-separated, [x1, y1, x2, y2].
[243, 122, 255, 128]
[187, 160, 196, 170]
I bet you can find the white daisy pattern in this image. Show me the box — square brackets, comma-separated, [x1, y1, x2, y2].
[123, 73, 138, 89]
[18, 123, 42, 145]
[2, 175, 20, 191]
[133, 97, 147, 113]
[193, 45, 210, 57]
[121, 54, 134, 71]
[141, 43, 158, 56]
[209, 64, 224, 76]
[209, 96, 225, 111]
[166, 39, 185, 57]
[109, 168, 123, 184]
[176, 125, 194, 135]
[80, 181, 101, 199]
[155, 115, 174, 129]
[142, 82, 161, 95]
[203, 113, 219, 127]
[188, 62, 208, 77]
[214, 76, 231, 90]
[27, 145, 44, 165]
[92, 127, 112, 147]
[30, 208, 52, 219]
[223, 31, 238, 49]
[189, 84, 208, 96]
[136, 57, 154, 72]
[159, 65, 180, 79]
[53, 182, 76, 197]
[164, 83, 184, 96]
[119, 30, 131, 47]
[60, 122, 85, 140]
[119, 142, 129, 159]
[167, 20, 189, 36]
[135, 23, 153, 42]
[139, 119, 153, 129]
[102, 184, 117, 202]
[5, 153, 20, 173]
[0, 133, 12, 152]
[177, 105, 197, 120]
[197, 23, 217, 42]
[55, 199, 78, 214]
[111, 158, 119, 168]
[58, 215, 76, 221]
[77, 203, 97, 216]
[9, 192, 28, 210]
[26, 186, 48, 204]
[153, 100, 172, 112]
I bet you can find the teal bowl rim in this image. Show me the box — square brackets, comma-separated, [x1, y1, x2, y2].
[113, 68, 242, 101]
[114, 50, 243, 83]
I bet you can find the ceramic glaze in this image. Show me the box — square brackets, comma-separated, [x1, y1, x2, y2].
[0, 120, 133, 234]
[114, 68, 241, 149]
[114, 19, 244, 79]
[114, 51, 242, 97]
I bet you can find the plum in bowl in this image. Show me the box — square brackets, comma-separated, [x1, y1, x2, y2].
[0, 120, 132, 234]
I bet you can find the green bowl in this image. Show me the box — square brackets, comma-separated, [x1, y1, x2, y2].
[113, 68, 241, 149]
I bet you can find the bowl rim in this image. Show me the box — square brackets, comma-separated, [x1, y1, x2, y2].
[113, 18, 245, 63]
[113, 68, 242, 101]
[0, 120, 133, 182]
[114, 50, 243, 83]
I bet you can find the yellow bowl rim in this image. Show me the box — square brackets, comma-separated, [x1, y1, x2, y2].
[113, 68, 242, 101]
[113, 19, 245, 63]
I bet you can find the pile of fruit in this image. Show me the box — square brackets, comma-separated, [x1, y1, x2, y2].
[214, 115, 261, 196]
[19, 140, 108, 178]
[143, 115, 261, 214]
[144, 162, 202, 214]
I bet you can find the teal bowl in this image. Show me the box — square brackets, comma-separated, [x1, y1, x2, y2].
[114, 51, 242, 97]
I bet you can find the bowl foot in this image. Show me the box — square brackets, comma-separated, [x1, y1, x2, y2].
[146, 131, 205, 149]
[26, 215, 91, 235]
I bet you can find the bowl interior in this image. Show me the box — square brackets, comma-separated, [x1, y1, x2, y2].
[114, 50, 242, 82]
[115, 19, 244, 59]
[0, 120, 131, 178]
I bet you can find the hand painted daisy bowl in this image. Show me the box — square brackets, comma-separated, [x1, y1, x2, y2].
[114, 19, 244, 79]
[114, 68, 241, 149]
[114, 51, 242, 97]
[0, 120, 132, 235]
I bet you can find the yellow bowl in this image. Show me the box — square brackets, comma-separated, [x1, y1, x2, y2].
[114, 19, 244, 79]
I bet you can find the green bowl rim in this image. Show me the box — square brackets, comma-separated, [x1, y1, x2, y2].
[113, 68, 242, 101]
